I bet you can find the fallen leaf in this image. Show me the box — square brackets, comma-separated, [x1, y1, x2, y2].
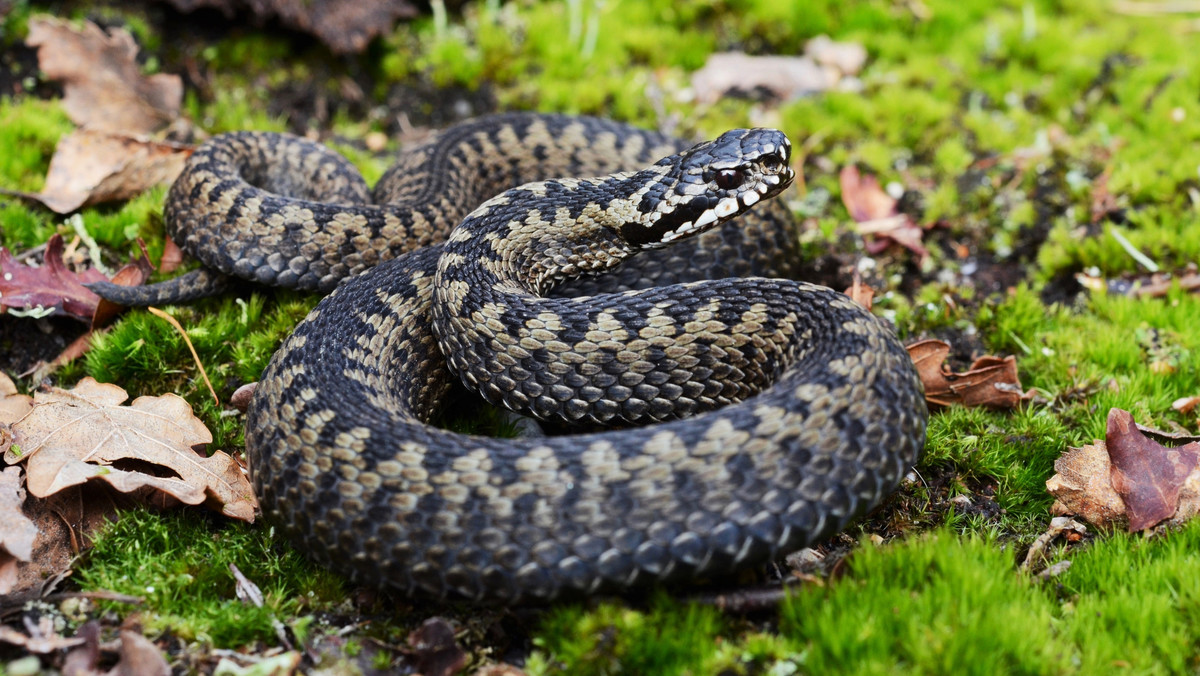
[1048, 408, 1200, 531]
[0, 372, 33, 427]
[4, 484, 127, 600]
[158, 237, 183, 274]
[0, 467, 38, 595]
[405, 618, 467, 676]
[61, 621, 101, 676]
[692, 52, 841, 103]
[115, 630, 170, 676]
[840, 165, 929, 262]
[26, 16, 181, 134]
[8, 129, 193, 213]
[4, 378, 256, 522]
[805, 35, 868, 75]
[1107, 409, 1200, 531]
[1173, 395, 1200, 415]
[843, 278, 875, 310]
[0, 234, 154, 326]
[165, 0, 419, 54]
[905, 339, 1032, 409]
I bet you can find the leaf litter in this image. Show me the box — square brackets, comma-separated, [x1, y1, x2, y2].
[1, 17, 195, 213]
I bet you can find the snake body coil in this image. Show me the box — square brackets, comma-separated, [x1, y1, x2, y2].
[93, 114, 927, 603]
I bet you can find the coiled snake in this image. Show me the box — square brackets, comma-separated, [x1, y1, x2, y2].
[91, 114, 927, 603]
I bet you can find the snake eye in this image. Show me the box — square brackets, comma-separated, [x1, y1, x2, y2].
[714, 168, 745, 190]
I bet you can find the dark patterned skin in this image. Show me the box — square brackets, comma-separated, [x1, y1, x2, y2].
[235, 123, 928, 602]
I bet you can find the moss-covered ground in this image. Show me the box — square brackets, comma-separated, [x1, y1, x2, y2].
[2, 0, 1199, 673]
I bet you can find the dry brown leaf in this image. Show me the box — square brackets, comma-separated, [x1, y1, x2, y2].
[1048, 408, 1200, 531]
[11, 129, 193, 214]
[158, 237, 184, 274]
[115, 630, 171, 676]
[840, 165, 929, 262]
[905, 339, 1032, 409]
[843, 279, 875, 310]
[692, 52, 840, 104]
[26, 16, 181, 134]
[0, 372, 33, 426]
[0, 467, 39, 595]
[4, 378, 256, 522]
[1174, 395, 1200, 415]
[1107, 408, 1200, 531]
[1047, 441, 1127, 528]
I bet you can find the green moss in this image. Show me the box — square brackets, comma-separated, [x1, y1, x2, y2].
[531, 597, 730, 676]
[84, 292, 316, 448]
[0, 98, 73, 194]
[77, 508, 346, 647]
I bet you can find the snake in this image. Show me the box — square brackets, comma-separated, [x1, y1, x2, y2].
[89, 113, 927, 603]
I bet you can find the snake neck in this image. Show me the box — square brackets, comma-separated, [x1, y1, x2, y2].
[439, 168, 669, 297]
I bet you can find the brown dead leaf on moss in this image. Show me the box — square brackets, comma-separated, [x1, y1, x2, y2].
[839, 165, 929, 262]
[13, 129, 194, 214]
[0, 234, 154, 326]
[26, 16, 182, 134]
[2, 377, 256, 522]
[1048, 408, 1200, 531]
[905, 339, 1033, 409]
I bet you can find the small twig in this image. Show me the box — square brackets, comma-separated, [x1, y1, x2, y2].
[146, 306, 219, 405]
[687, 585, 790, 613]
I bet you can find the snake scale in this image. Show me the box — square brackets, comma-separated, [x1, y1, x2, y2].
[90, 113, 927, 603]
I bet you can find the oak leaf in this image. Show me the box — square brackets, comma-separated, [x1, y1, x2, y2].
[906, 339, 1032, 409]
[3, 378, 255, 522]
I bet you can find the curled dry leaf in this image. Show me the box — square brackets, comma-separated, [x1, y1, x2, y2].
[1048, 408, 1200, 532]
[0, 234, 154, 326]
[4, 377, 256, 522]
[26, 16, 181, 134]
[905, 339, 1033, 409]
[839, 165, 929, 262]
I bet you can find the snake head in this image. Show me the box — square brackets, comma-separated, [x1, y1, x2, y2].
[622, 128, 795, 248]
